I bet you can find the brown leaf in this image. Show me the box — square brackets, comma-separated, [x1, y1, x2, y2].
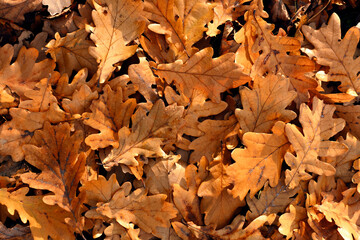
[0, 187, 75, 240]
[285, 97, 347, 188]
[154, 47, 250, 103]
[21, 122, 85, 212]
[236, 74, 296, 133]
[42, 0, 71, 15]
[88, 0, 146, 83]
[227, 121, 290, 200]
[144, 0, 214, 58]
[102, 100, 183, 170]
[0, 222, 32, 240]
[46, 29, 98, 76]
[83, 84, 136, 150]
[86, 182, 178, 236]
[302, 13, 360, 96]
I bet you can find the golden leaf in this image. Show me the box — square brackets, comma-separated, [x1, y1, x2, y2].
[154, 47, 250, 103]
[302, 13, 360, 96]
[88, 0, 146, 83]
[236, 74, 296, 133]
[0, 187, 75, 240]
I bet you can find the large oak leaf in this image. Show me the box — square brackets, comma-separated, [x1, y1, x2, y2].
[154, 47, 250, 103]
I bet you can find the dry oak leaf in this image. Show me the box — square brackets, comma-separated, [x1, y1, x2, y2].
[46, 29, 98, 76]
[245, 179, 299, 221]
[85, 181, 178, 236]
[144, 0, 215, 58]
[79, 174, 121, 207]
[206, 0, 251, 37]
[186, 213, 276, 240]
[197, 153, 244, 229]
[102, 100, 184, 170]
[278, 204, 307, 239]
[104, 221, 140, 240]
[335, 104, 360, 140]
[0, 102, 66, 162]
[54, 68, 89, 98]
[172, 157, 208, 226]
[284, 97, 347, 189]
[302, 13, 360, 96]
[227, 121, 290, 200]
[21, 122, 86, 213]
[154, 47, 251, 103]
[62, 83, 98, 115]
[128, 58, 158, 103]
[0, 0, 42, 23]
[42, 0, 71, 15]
[315, 193, 360, 239]
[236, 74, 296, 133]
[0, 187, 75, 240]
[144, 154, 186, 196]
[251, 15, 317, 105]
[88, 0, 146, 83]
[83, 84, 136, 150]
[188, 115, 237, 163]
[0, 45, 55, 100]
[165, 86, 228, 137]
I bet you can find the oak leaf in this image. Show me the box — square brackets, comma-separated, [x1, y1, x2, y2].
[0, 222, 31, 240]
[0, 187, 75, 240]
[0, 45, 55, 100]
[62, 83, 98, 115]
[85, 182, 178, 236]
[189, 115, 237, 163]
[335, 104, 360, 139]
[144, 0, 215, 58]
[104, 221, 140, 240]
[173, 158, 207, 226]
[144, 155, 186, 196]
[83, 84, 136, 150]
[46, 29, 98, 76]
[302, 13, 360, 96]
[227, 121, 290, 200]
[21, 122, 86, 212]
[236, 74, 296, 133]
[88, 0, 146, 83]
[285, 97, 347, 189]
[278, 204, 307, 239]
[102, 100, 184, 170]
[251, 15, 317, 104]
[245, 179, 299, 221]
[197, 152, 244, 229]
[154, 47, 251, 103]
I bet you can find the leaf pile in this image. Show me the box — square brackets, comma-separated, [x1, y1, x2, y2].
[1, 0, 360, 239]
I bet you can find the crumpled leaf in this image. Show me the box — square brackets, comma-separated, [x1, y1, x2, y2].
[88, 0, 146, 83]
[102, 100, 184, 170]
[85, 182, 178, 236]
[104, 221, 140, 240]
[285, 97, 347, 189]
[154, 47, 251, 103]
[278, 204, 307, 239]
[235, 74, 296, 133]
[0, 222, 32, 240]
[46, 29, 97, 76]
[83, 84, 136, 150]
[302, 13, 360, 96]
[227, 121, 290, 200]
[21, 122, 86, 212]
[0, 187, 75, 240]
[144, 0, 215, 58]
